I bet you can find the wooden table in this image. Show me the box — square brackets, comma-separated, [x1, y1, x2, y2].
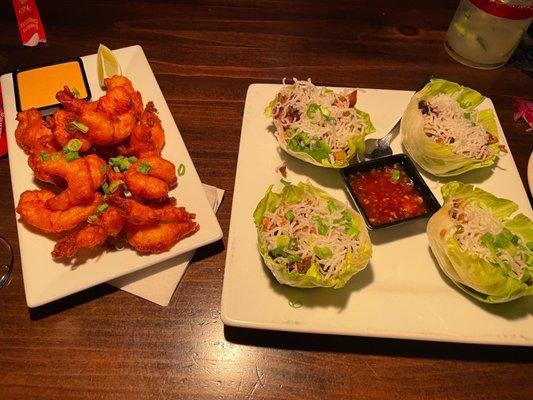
[1, 1, 532, 399]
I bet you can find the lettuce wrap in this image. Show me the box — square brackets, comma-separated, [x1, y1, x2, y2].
[253, 181, 372, 288]
[401, 79, 501, 177]
[427, 181, 533, 303]
[265, 79, 375, 168]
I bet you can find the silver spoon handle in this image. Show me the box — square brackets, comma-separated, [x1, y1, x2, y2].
[379, 118, 402, 147]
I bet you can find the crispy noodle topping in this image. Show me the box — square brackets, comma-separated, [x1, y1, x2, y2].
[419, 93, 496, 161]
[270, 78, 369, 164]
[261, 188, 360, 280]
[449, 199, 530, 280]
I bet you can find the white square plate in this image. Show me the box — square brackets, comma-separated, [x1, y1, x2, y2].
[221, 83, 533, 346]
[1, 45, 223, 307]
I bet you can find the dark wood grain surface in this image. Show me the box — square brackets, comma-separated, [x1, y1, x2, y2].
[1, 1, 532, 399]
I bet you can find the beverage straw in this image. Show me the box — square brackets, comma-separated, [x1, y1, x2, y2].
[12, 0, 46, 47]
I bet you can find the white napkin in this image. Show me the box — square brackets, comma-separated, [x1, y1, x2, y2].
[108, 184, 224, 306]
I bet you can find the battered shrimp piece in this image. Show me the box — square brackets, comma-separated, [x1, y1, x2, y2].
[56, 89, 115, 145]
[118, 101, 165, 157]
[125, 220, 199, 254]
[86, 154, 107, 189]
[16, 190, 103, 233]
[56, 84, 137, 146]
[124, 156, 177, 202]
[15, 109, 58, 154]
[104, 75, 144, 116]
[96, 84, 138, 144]
[51, 206, 125, 259]
[108, 196, 195, 225]
[47, 109, 92, 152]
[34, 154, 106, 211]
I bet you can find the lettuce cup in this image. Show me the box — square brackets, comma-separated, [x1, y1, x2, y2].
[253, 181, 372, 288]
[427, 182, 533, 303]
[265, 79, 375, 168]
[401, 79, 503, 177]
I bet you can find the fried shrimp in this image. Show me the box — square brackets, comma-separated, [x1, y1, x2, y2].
[125, 220, 199, 254]
[51, 206, 125, 259]
[13, 74, 200, 260]
[118, 101, 165, 157]
[15, 109, 58, 154]
[124, 156, 177, 202]
[108, 196, 195, 225]
[103, 75, 144, 116]
[47, 109, 93, 152]
[16, 190, 103, 233]
[34, 154, 106, 211]
[56, 81, 137, 146]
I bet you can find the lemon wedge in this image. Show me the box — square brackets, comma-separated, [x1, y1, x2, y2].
[97, 44, 122, 88]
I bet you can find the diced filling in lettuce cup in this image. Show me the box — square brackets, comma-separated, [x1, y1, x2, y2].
[253, 181, 372, 288]
[264, 79, 375, 168]
[427, 182, 533, 303]
[401, 79, 504, 177]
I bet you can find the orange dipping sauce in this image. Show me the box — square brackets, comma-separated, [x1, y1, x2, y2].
[15, 58, 90, 111]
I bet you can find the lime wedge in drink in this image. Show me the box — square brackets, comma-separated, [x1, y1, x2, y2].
[97, 44, 122, 88]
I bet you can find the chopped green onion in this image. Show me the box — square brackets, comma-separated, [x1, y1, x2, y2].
[177, 163, 186, 176]
[288, 299, 303, 309]
[63, 138, 82, 153]
[288, 237, 299, 251]
[284, 210, 294, 222]
[39, 152, 50, 161]
[286, 254, 301, 263]
[313, 246, 333, 259]
[71, 87, 81, 97]
[65, 151, 80, 162]
[391, 169, 401, 183]
[51, 153, 60, 161]
[101, 181, 110, 194]
[69, 120, 89, 133]
[109, 156, 133, 172]
[311, 215, 329, 235]
[137, 161, 151, 174]
[127, 156, 137, 163]
[306, 103, 321, 119]
[87, 215, 98, 223]
[327, 200, 337, 212]
[108, 180, 124, 194]
[96, 203, 109, 214]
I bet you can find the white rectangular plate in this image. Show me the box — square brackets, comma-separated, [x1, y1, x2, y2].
[221, 83, 533, 346]
[1, 45, 222, 307]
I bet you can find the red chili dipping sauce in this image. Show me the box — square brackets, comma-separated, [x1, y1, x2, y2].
[348, 163, 427, 226]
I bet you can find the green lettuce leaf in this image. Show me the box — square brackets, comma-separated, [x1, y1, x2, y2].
[253, 181, 372, 288]
[427, 182, 533, 303]
[401, 79, 500, 177]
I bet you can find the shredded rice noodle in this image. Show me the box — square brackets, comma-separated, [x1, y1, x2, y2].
[271, 78, 368, 163]
[450, 201, 528, 279]
[422, 93, 494, 160]
[262, 189, 360, 280]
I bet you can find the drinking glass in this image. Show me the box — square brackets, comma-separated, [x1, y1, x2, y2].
[445, 0, 533, 69]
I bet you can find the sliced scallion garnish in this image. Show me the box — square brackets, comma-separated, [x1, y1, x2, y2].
[65, 151, 80, 162]
[391, 169, 400, 183]
[69, 120, 89, 133]
[63, 138, 82, 153]
[96, 203, 109, 214]
[137, 161, 151, 174]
